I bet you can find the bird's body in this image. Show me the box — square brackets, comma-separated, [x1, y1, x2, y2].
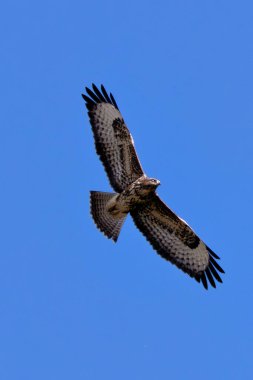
[106, 176, 160, 216]
[82, 84, 225, 289]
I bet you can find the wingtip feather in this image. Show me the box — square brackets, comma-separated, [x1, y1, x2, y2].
[205, 267, 216, 288]
[110, 92, 119, 110]
[201, 272, 208, 290]
[207, 246, 220, 260]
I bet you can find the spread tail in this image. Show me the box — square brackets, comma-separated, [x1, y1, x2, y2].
[90, 191, 127, 242]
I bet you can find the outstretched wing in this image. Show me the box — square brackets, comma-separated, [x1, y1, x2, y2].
[131, 194, 224, 289]
[82, 84, 144, 192]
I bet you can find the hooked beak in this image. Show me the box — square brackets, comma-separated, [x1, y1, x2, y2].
[152, 179, 160, 187]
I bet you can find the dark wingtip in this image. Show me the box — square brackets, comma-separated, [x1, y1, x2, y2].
[110, 92, 119, 110]
[209, 256, 225, 274]
[82, 84, 119, 110]
[207, 246, 220, 260]
[82, 93, 95, 111]
[92, 83, 107, 103]
[196, 245, 225, 289]
[82, 93, 92, 102]
[205, 267, 216, 288]
[101, 84, 112, 103]
[209, 261, 223, 283]
[200, 272, 208, 290]
[85, 87, 101, 103]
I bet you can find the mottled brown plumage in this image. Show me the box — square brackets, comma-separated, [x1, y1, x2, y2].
[82, 84, 224, 289]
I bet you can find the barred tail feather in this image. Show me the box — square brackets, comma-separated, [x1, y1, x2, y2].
[90, 191, 127, 242]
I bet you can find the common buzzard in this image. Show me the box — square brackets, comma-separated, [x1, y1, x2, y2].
[82, 84, 224, 289]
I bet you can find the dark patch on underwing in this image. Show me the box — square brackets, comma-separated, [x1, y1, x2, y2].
[112, 118, 130, 140]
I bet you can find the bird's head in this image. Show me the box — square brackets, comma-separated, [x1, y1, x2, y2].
[143, 177, 160, 189]
[137, 177, 160, 197]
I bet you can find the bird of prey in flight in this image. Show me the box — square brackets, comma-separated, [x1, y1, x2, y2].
[82, 84, 224, 289]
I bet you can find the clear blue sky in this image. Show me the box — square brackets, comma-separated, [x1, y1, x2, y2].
[1, 1, 253, 379]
